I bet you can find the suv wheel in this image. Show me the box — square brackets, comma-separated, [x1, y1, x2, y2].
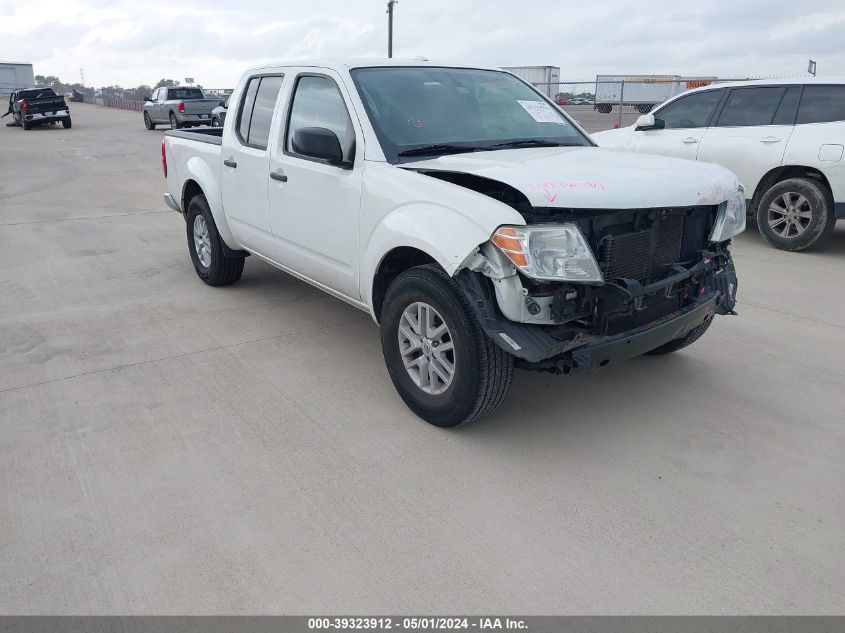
[757, 178, 836, 251]
[186, 195, 244, 286]
[143, 111, 155, 130]
[380, 264, 513, 427]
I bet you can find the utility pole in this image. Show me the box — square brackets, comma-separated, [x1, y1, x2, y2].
[387, 1, 398, 58]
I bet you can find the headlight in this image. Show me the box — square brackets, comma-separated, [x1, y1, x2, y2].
[491, 224, 603, 283]
[710, 186, 747, 242]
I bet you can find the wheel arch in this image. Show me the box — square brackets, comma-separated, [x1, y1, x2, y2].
[751, 165, 833, 213]
[371, 246, 440, 323]
[179, 158, 241, 253]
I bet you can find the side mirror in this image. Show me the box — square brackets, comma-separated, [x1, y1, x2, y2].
[143, 96, 152, 102]
[292, 127, 346, 165]
[635, 114, 665, 131]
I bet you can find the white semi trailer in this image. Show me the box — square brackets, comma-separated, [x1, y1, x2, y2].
[501, 66, 560, 98]
[0, 62, 35, 100]
[594, 75, 716, 114]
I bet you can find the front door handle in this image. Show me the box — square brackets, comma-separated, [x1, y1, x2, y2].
[223, 158, 237, 168]
[760, 137, 782, 144]
[270, 170, 288, 182]
[681, 137, 699, 144]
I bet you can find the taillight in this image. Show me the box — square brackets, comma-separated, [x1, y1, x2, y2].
[161, 140, 167, 178]
[178, 102, 185, 113]
[20, 100, 29, 113]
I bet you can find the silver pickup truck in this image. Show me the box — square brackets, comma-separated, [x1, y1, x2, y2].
[142, 86, 218, 130]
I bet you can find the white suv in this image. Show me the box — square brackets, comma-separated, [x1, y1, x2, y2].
[592, 78, 845, 251]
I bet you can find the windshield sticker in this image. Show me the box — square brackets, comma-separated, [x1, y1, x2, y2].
[517, 100, 566, 124]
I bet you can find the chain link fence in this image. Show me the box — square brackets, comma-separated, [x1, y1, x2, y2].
[531, 77, 762, 133]
[76, 86, 234, 112]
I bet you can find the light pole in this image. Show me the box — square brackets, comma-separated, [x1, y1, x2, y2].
[387, 0, 398, 58]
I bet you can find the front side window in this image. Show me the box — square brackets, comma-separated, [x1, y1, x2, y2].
[656, 90, 724, 129]
[797, 85, 845, 124]
[286, 75, 354, 160]
[350, 66, 591, 162]
[716, 87, 786, 127]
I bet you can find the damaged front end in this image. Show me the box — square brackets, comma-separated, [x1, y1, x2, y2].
[456, 205, 739, 373]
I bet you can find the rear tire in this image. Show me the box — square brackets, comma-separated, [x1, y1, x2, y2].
[143, 111, 155, 130]
[756, 178, 836, 251]
[22, 118, 31, 130]
[211, 116, 219, 127]
[645, 316, 713, 355]
[380, 264, 514, 427]
[185, 195, 244, 286]
[62, 117, 71, 129]
[169, 112, 182, 129]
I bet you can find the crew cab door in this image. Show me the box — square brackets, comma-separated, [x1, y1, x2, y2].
[629, 89, 725, 161]
[219, 74, 285, 258]
[697, 86, 798, 196]
[267, 71, 363, 300]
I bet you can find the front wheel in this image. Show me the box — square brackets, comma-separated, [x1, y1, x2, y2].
[143, 111, 155, 130]
[380, 265, 514, 427]
[185, 195, 244, 286]
[645, 316, 713, 355]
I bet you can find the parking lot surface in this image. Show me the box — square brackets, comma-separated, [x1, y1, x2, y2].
[2, 104, 844, 614]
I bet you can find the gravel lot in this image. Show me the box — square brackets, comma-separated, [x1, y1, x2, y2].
[1, 103, 844, 614]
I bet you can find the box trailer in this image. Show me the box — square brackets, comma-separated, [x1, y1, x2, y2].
[0, 62, 35, 100]
[593, 74, 688, 114]
[501, 66, 560, 98]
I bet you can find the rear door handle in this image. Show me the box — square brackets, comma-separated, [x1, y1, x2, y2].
[681, 137, 699, 144]
[760, 137, 782, 144]
[270, 169, 288, 182]
[223, 158, 237, 168]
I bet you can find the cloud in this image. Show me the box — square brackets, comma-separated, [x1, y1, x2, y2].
[2, 0, 844, 88]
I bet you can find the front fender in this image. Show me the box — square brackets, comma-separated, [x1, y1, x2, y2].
[362, 202, 496, 310]
[181, 155, 239, 251]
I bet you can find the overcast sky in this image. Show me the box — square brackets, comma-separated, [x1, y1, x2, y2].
[2, 0, 844, 88]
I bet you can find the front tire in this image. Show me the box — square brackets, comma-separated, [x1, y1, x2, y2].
[143, 111, 155, 130]
[380, 264, 513, 427]
[645, 316, 713, 355]
[185, 195, 244, 286]
[756, 178, 836, 251]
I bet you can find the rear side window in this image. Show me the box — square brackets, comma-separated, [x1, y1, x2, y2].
[716, 87, 785, 127]
[797, 86, 845, 124]
[236, 76, 283, 150]
[247, 76, 284, 149]
[772, 86, 802, 125]
[167, 88, 204, 100]
[656, 90, 723, 129]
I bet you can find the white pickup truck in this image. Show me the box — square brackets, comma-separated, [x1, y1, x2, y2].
[162, 59, 744, 427]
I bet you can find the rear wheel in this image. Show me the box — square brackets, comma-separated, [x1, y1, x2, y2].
[211, 116, 219, 127]
[185, 195, 244, 286]
[169, 112, 182, 129]
[143, 111, 155, 130]
[380, 264, 514, 427]
[756, 178, 836, 251]
[62, 117, 72, 129]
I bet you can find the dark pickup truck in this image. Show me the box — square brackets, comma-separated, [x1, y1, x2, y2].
[3, 87, 71, 130]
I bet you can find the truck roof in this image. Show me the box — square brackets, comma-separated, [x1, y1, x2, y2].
[692, 75, 845, 93]
[243, 58, 500, 74]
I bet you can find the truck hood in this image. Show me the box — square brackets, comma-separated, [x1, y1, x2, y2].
[400, 146, 740, 209]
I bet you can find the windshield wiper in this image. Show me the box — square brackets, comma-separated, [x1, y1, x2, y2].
[488, 139, 578, 149]
[397, 144, 482, 158]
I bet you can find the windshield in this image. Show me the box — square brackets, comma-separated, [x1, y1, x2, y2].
[168, 88, 204, 100]
[351, 67, 592, 161]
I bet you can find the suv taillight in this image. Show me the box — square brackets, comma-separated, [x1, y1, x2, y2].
[161, 140, 167, 178]
[178, 102, 185, 113]
[20, 100, 29, 113]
